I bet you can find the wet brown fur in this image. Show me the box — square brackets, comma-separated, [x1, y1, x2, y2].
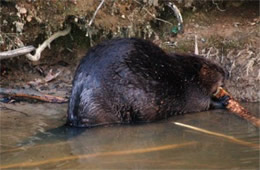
[67, 38, 226, 127]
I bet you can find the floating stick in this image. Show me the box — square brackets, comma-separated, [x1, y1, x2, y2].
[173, 122, 259, 149]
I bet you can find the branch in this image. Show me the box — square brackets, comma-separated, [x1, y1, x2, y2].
[0, 46, 35, 60]
[0, 88, 68, 103]
[26, 25, 71, 61]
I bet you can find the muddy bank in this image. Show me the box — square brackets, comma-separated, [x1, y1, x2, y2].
[0, 1, 259, 102]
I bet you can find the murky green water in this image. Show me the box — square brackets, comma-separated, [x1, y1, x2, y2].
[0, 102, 259, 169]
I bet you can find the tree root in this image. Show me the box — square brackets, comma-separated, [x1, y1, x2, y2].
[26, 25, 71, 61]
[0, 26, 71, 61]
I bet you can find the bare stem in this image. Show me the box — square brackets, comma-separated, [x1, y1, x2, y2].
[88, 0, 106, 26]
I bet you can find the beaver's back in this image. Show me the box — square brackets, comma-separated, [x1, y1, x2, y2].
[67, 38, 225, 127]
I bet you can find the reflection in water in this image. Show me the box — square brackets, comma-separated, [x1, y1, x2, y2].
[0, 102, 259, 169]
[19, 125, 87, 146]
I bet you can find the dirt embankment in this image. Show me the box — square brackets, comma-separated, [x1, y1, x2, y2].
[0, 1, 259, 102]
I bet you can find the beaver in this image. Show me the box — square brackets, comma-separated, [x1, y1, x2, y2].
[67, 38, 227, 127]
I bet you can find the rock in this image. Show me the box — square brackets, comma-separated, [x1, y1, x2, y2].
[14, 21, 24, 33]
[15, 5, 27, 15]
[26, 15, 33, 22]
[3, 20, 8, 25]
[19, 7, 27, 14]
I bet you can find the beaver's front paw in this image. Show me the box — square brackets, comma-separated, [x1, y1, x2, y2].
[210, 95, 230, 109]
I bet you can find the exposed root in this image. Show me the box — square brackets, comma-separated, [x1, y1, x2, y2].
[26, 25, 71, 61]
[0, 46, 35, 60]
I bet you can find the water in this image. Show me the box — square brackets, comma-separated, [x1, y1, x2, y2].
[0, 102, 259, 169]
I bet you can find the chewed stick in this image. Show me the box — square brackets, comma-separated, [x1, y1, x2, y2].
[214, 87, 260, 127]
[173, 122, 259, 149]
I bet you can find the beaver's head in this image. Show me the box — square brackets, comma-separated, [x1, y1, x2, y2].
[199, 61, 227, 96]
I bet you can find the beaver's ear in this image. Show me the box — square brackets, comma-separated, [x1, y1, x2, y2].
[200, 64, 210, 77]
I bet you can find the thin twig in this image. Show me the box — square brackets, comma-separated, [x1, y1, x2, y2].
[134, 0, 172, 26]
[173, 122, 259, 148]
[0, 46, 35, 60]
[88, 0, 106, 26]
[194, 35, 199, 55]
